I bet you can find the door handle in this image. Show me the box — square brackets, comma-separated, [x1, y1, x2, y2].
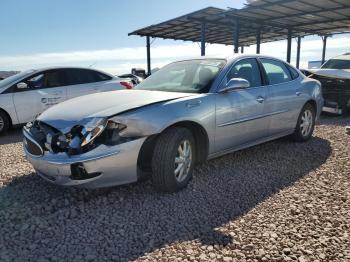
[296, 91, 302, 96]
[256, 97, 265, 103]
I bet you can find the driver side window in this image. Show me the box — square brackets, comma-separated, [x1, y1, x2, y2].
[226, 58, 262, 88]
[27, 74, 45, 89]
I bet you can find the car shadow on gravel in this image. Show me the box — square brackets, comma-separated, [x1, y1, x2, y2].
[0, 136, 331, 261]
[0, 127, 22, 145]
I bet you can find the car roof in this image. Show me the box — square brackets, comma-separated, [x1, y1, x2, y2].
[330, 53, 350, 61]
[172, 54, 292, 65]
[28, 67, 115, 77]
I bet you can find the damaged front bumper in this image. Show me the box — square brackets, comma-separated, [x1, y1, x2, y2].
[24, 130, 146, 188]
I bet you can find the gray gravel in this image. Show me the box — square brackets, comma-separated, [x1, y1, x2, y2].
[0, 115, 349, 262]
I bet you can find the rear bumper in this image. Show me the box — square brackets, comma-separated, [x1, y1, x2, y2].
[24, 137, 146, 188]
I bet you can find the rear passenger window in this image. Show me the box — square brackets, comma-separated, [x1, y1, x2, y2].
[260, 59, 292, 85]
[92, 71, 112, 82]
[286, 65, 299, 79]
[66, 69, 112, 85]
[65, 69, 98, 85]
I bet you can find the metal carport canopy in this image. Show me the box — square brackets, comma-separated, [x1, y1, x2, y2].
[128, 0, 350, 74]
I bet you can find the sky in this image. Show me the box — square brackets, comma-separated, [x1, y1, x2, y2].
[0, 0, 349, 74]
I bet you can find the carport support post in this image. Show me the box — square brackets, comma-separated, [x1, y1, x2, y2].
[146, 36, 151, 76]
[296, 36, 301, 69]
[234, 19, 240, 54]
[322, 35, 328, 65]
[286, 28, 292, 63]
[201, 22, 206, 56]
[256, 28, 261, 54]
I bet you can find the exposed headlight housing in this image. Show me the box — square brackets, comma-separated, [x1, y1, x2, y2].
[67, 118, 108, 150]
[64, 118, 129, 155]
[80, 118, 108, 147]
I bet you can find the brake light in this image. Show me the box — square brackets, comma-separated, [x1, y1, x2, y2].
[120, 81, 133, 89]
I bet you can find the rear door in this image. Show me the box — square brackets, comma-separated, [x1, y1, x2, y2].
[215, 58, 268, 152]
[12, 69, 68, 124]
[259, 58, 299, 135]
[65, 69, 114, 99]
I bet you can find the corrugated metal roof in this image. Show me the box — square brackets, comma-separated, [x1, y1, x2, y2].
[129, 0, 350, 46]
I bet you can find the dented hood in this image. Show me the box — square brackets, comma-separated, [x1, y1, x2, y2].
[37, 90, 193, 132]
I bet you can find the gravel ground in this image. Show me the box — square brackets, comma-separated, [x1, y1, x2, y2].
[0, 115, 349, 262]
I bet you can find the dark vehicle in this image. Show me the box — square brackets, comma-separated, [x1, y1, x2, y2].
[131, 68, 147, 79]
[302, 53, 350, 114]
[118, 73, 143, 85]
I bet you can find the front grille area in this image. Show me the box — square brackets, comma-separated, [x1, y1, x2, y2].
[24, 135, 44, 156]
[311, 74, 350, 108]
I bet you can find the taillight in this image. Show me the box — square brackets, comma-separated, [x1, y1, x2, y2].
[120, 81, 133, 89]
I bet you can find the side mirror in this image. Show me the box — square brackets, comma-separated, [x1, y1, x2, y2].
[219, 78, 250, 93]
[17, 82, 29, 89]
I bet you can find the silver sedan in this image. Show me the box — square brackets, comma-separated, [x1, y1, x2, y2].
[23, 55, 323, 192]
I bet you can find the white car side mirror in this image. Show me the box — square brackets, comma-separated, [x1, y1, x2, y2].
[17, 82, 29, 89]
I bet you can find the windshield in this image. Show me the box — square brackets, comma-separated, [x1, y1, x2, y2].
[322, 59, 350, 69]
[0, 70, 36, 89]
[136, 59, 226, 93]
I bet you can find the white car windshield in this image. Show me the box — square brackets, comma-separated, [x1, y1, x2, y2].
[0, 70, 37, 89]
[322, 59, 350, 69]
[136, 59, 226, 93]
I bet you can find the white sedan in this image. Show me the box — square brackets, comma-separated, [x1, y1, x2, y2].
[0, 67, 132, 134]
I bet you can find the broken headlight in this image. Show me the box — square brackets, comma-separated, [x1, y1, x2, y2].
[63, 118, 129, 155]
[67, 117, 108, 150]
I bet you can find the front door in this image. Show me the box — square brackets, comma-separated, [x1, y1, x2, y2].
[13, 70, 67, 124]
[215, 58, 268, 152]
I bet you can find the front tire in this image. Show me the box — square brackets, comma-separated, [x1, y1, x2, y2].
[0, 111, 10, 135]
[152, 127, 195, 192]
[292, 103, 316, 142]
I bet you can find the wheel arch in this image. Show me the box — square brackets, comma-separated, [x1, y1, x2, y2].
[137, 120, 210, 177]
[0, 107, 12, 127]
[305, 99, 317, 114]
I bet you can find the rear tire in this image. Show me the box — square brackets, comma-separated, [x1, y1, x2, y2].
[292, 103, 315, 142]
[152, 127, 195, 192]
[0, 111, 10, 135]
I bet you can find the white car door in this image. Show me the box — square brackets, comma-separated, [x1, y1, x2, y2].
[12, 69, 68, 124]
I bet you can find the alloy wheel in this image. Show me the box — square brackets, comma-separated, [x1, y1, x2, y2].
[174, 140, 192, 183]
[300, 109, 313, 137]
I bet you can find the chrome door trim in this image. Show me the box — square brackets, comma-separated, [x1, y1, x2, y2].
[218, 109, 288, 127]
